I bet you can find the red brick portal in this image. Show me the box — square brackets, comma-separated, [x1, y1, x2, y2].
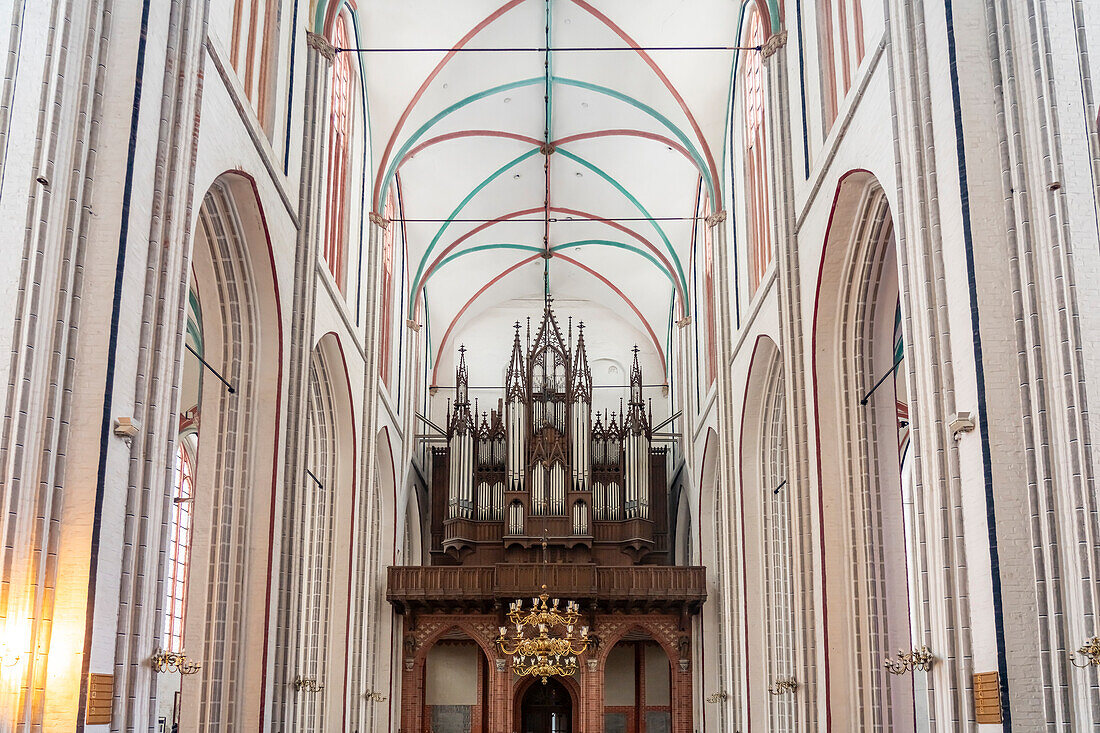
[399, 613, 694, 732]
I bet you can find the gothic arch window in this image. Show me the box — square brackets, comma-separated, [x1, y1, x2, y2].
[817, 0, 865, 128]
[164, 440, 196, 653]
[743, 8, 771, 294]
[230, 0, 277, 130]
[761, 361, 795, 727]
[323, 13, 355, 290]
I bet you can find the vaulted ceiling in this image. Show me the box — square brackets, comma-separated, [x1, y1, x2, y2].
[356, 0, 748, 382]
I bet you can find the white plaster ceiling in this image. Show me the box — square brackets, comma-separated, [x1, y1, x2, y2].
[357, 0, 741, 384]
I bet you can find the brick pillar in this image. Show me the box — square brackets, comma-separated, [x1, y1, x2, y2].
[585, 652, 604, 732]
[400, 653, 425, 733]
[490, 655, 510, 733]
[673, 655, 693, 733]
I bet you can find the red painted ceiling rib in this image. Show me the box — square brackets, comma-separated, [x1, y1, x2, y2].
[372, 0, 528, 209]
[402, 130, 545, 161]
[550, 129, 694, 164]
[430, 250, 667, 386]
[429, 253, 544, 386]
[413, 205, 684, 318]
[414, 206, 545, 321]
[552, 252, 667, 372]
[567, 0, 722, 204]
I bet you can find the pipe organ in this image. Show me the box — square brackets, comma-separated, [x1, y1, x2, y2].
[431, 303, 669, 566]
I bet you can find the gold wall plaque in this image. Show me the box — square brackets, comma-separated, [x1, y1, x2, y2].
[973, 671, 1002, 724]
[86, 673, 114, 725]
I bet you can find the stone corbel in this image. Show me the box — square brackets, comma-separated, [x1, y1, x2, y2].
[306, 31, 336, 62]
[760, 31, 788, 60]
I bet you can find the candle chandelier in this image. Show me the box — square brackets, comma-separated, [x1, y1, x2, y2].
[496, 585, 591, 683]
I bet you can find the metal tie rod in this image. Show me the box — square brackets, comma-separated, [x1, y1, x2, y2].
[336, 45, 763, 54]
[184, 343, 236, 394]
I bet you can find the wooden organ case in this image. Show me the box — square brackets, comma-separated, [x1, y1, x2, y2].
[430, 303, 670, 567]
[389, 303, 705, 733]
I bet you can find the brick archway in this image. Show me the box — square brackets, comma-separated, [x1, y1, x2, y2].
[513, 674, 581, 732]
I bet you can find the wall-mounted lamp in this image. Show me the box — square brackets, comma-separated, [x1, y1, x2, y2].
[884, 646, 935, 675]
[1070, 636, 1100, 668]
[295, 675, 324, 693]
[151, 649, 201, 675]
[364, 690, 387, 702]
[705, 691, 728, 704]
[767, 677, 798, 695]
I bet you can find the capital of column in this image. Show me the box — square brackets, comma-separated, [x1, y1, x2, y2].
[369, 211, 390, 227]
[306, 31, 336, 62]
[761, 30, 788, 60]
[705, 210, 727, 228]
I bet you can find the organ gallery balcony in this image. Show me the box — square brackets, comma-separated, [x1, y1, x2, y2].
[386, 564, 707, 616]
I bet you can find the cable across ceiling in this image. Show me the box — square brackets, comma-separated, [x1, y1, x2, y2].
[352, 0, 750, 380]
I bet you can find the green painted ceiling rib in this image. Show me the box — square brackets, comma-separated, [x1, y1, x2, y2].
[550, 240, 675, 285]
[407, 147, 542, 309]
[552, 77, 715, 206]
[423, 239, 677, 291]
[555, 146, 689, 311]
[378, 77, 545, 210]
[435, 243, 545, 271]
[407, 144, 690, 313]
[376, 76, 712, 214]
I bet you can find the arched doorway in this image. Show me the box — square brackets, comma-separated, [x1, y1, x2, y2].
[520, 678, 573, 733]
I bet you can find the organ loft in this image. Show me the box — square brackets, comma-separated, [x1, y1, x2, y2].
[434, 301, 669, 566]
[388, 301, 706, 732]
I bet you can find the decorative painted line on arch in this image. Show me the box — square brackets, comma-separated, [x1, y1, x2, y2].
[403, 130, 544, 161]
[427, 238, 677, 287]
[553, 77, 715, 205]
[428, 251, 667, 385]
[369, 0, 530, 208]
[429, 253, 544, 386]
[376, 76, 544, 211]
[408, 149, 542, 308]
[435, 243, 545, 268]
[555, 146, 687, 294]
[396, 127, 698, 190]
[551, 252, 666, 371]
[375, 76, 714, 211]
[567, 0, 722, 204]
[410, 205, 686, 318]
[408, 144, 684, 313]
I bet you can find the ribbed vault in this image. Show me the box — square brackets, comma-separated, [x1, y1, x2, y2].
[335, 0, 764, 377]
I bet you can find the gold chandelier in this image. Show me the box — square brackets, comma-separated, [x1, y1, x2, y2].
[496, 588, 591, 683]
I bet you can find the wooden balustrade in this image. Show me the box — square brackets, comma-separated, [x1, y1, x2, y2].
[386, 564, 706, 614]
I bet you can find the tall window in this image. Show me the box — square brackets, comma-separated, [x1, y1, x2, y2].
[163, 442, 195, 652]
[230, 0, 277, 130]
[324, 17, 354, 290]
[380, 191, 396, 385]
[817, 0, 865, 128]
[743, 9, 771, 294]
[762, 363, 794, 727]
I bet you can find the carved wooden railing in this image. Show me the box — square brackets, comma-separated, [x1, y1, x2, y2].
[387, 564, 706, 612]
